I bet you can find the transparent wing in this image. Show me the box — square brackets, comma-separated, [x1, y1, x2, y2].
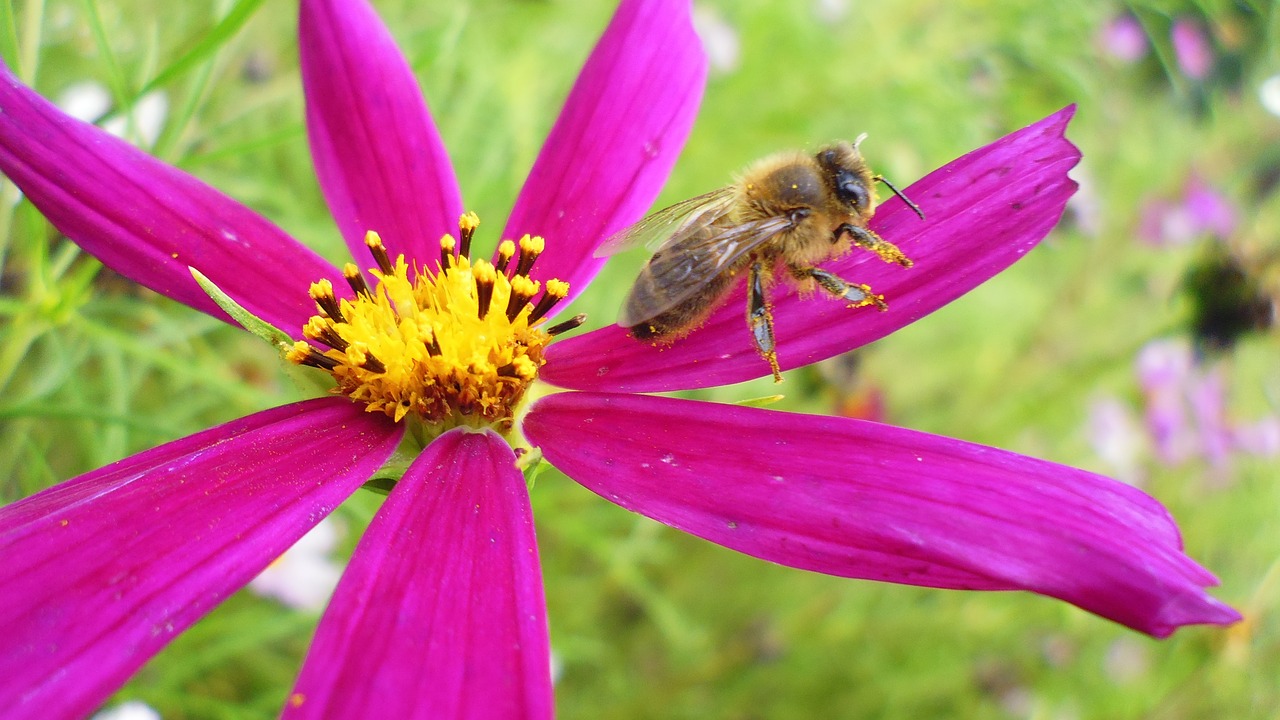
[594, 186, 738, 258]
[617, 213, 796, 327]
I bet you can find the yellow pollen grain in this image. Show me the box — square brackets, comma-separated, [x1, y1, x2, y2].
[545, 278, 570, 298]
[459, 211, 480, 233]
[518, 234, 545, 255]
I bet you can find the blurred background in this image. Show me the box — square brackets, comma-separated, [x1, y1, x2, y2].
[1, 0, 1277, 717]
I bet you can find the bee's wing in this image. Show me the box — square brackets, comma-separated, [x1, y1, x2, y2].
[617, 213, 796, 327]
[593, 187, 739, 258]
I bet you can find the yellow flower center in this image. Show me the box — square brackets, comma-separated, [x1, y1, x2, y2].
[287, 213, 583, 432]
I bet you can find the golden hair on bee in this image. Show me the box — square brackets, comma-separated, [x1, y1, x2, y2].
[598, 135, 924, 382]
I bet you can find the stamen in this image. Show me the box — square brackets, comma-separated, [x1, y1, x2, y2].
[365, 231, 395, 275]
[506, 275, 540, 322]
[424, 328, 442, 357]
[528, 278, 569, 323]
[347, 343, 386, 373]
[304, 317, 349, 351]
[287, 341, 340, 371]
[458, 211, 480, 259]
[290, 213, 567, 428]
[474, 260, 497, 319]
[495, 239, 516, 275]
[514, 234, 545, 278]
[440, 235, 457, 270]
[343, 263, 372, 298]
[546, 313, 587, 336]
[497, 356, 537, 380]
[309, 280, 345, 323]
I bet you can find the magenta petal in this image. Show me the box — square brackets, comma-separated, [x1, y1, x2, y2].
[543, 106, 1082, 391]
[0, 398, 403, 718]
[285, 428, 552, 720]
[0, 66, 342, 337]
[525, 392, 1240, 638]
[300, 0, 464, 265]
[502, 0, 707, 310]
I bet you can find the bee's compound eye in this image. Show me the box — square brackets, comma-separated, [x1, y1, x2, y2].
[838, 178, 870, 210]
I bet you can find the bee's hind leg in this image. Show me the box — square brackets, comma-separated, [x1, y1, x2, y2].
[835, 224, 913, 268]
[790, 265, 888, 311]
[748, 261, 783, 383]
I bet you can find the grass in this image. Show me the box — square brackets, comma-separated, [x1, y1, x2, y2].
[1, 0, 1278, 717]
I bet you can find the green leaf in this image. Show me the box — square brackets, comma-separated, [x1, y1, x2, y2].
[139, 0, 268, 96]
[189, 267, 292, 350]
[733, 394, 785, 408]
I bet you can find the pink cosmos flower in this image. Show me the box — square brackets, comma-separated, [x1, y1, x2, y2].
[1098, 13, 1149, 64]
[0, 0, 1239, 717]
[1171, 18, 1214, 81]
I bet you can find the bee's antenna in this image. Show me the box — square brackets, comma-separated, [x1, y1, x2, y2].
[874, 175, 926, 221]
[853, 132, 868, 150]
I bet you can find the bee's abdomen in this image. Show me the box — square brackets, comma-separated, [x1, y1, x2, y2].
[625, 265, 736, 341]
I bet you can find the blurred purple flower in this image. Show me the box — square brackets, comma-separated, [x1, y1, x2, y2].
[1136, 339, 1280, 471]
[1171, 18, 1214, 80]
[1098, 13, 1149, 63]
[0, 0, 1241, 717]
[1138, 173, 1237, 247]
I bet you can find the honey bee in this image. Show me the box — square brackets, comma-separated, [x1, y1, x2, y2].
[598, 135, 924, 382]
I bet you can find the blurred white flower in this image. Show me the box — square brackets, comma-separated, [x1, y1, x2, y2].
[1086, 397, 1146, 486]
[58, 81, 112, 123]
[56, 81, 168, 148]
[693, 6, 740, 74]
[1259, 74, 1280, 118]
[92, 701, 160, 720]
[248, 517, 343, 611]
[813, 0, 851, 24]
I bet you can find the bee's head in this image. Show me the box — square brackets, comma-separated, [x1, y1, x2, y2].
[815, 138, 877, 218]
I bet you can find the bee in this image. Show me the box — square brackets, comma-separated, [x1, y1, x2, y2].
[598, 135, 924, 382]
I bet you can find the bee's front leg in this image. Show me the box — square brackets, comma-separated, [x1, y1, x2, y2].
[748, 260, 783, 383]
[834, 224, 913, 268]
[789, 264, 888, 311]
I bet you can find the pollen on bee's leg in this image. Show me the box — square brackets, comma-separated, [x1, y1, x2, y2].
[765, 350, 782, 384]
[845, 283, 888, 311]
[843, 224, 913, 268]
[528, 279, 569, 323]
[364, 231, 394, 274]
[458, 211, 480, 259]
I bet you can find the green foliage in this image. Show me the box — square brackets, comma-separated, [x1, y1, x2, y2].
[2, 0, 1277, 718]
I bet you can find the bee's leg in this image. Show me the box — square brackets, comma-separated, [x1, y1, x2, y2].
[748, 260, 783, 383]
[834, 224, 913, 268]
[790, 264, 888, 311]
